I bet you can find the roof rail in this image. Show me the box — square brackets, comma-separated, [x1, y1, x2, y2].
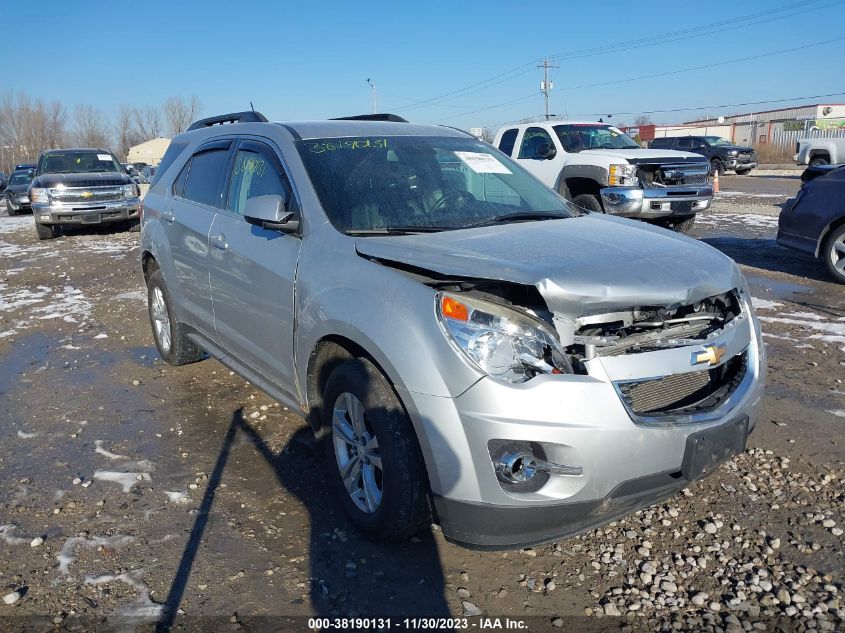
[187, 111, 268, 132]
[331, 113, 408, 123]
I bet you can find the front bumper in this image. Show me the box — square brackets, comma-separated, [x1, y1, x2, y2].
[33, 199, 140, 225]
[6, 196, 30, 212]
[407, 314, 764, 549]
[726, 160, 757, 171]
[600, 185, 713, 219]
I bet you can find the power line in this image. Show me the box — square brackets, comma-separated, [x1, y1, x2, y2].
[385, 0, 840, 114]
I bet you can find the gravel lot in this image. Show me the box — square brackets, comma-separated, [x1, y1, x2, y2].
[0, 173, 842, 632]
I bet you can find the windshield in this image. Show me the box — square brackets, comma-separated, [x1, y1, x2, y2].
[38, 151, 122, 174]
[297, 136, 576, 233]
[9, 171, 32, 186]
[704, 137, 733, 146]
[553, 124, 641, 153]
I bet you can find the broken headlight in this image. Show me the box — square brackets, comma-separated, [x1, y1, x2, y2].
[436, 293, 570, 383]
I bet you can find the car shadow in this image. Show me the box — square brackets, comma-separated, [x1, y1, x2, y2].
[701, 236, 833, 284]
[156, 400, 453, 631]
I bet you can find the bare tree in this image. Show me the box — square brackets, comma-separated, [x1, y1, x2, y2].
[72, 104, 111, 149]
[163, 95, 201, 136]
[114, 104, 143, 160]
[133, 105, 163, 141]
[0, 92, 67, 172]
[633, 115, 653, 127]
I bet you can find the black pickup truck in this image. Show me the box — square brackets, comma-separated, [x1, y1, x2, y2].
[650, 136, 757, 176]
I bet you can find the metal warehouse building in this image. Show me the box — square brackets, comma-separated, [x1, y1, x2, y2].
[126, 137, 171, 166]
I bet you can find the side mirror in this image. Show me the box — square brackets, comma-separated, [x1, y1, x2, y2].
[244, 194, 299, 233]
[537, 144, 557, 159]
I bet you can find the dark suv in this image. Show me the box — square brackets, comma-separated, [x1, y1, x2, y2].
[650, 136, 757, 176]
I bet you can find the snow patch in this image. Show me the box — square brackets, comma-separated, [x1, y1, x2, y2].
[115, 290, 147, 303]
[0, 524, 30, 545]
[826, 410, 845, 418]
[93, 471, 151, 493]
[751, 297, 783, 311]
[56, 534, 134, 575]
[16, 430, 38, 439]
[84, 569, 163, 620]
[163, 490, 189, 504]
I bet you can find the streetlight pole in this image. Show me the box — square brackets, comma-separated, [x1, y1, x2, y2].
[366, 78, 377, 114]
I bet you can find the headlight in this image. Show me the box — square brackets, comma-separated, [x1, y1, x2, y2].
[122, 184, 139, 199]
[29, 187, 49, 203]
[608, 164, 637, 186]
[436, 293, 571, 383]
[727, 150, 738, 156]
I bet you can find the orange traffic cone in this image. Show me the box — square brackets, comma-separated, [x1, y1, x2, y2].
[713, 169, 720, 193]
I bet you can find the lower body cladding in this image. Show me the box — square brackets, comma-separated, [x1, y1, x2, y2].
[33, 199, 140, 225]
[404, 320, 764, 549]
[599, 185, 713, 219]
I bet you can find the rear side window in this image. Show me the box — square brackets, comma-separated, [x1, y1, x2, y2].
[182, 148, 229, 207]
[650, 138, 672, 148]
[676, 138, 694, 149]
[151, 141, 189, 187]
[497, 128, 518, 156]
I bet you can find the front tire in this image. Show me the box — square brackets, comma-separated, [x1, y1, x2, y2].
[822, 224, 845, 284]
[572, 193, 603, 213]
[146, 269, 205, 365]
[710, 159, 724, 176]
[35, 220, 58, 240]
[322, 358, 430, 541]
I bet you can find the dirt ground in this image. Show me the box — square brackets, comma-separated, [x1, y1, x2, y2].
[0, 173, 842, 632]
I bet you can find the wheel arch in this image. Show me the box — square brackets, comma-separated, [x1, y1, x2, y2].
[815, 215, 845, 258]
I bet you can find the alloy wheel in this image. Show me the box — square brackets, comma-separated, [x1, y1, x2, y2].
[831, 234, 845, 275]
[331, 392, 383, 514]
[151, 286, 172, 354]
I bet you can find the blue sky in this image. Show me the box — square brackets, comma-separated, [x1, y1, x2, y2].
[4, 0, 844, 130]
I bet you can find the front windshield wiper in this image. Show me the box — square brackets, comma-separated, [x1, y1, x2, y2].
[346, 226, 451, 236]
[459, 211, 571, 229]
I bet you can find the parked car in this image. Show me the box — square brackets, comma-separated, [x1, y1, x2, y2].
[650, 136, 757, 176]
[29, 148, 141, 239]
[139, 165, 157, 184]
[777, 164, 845, 283]
[794, 137, 845, 166]
[140, 110, 765, 549]
[4, 169, 34, 215]
[122, 162, 141, 183]
[493, 122, 712, 233]
[0, 172, 6, 192]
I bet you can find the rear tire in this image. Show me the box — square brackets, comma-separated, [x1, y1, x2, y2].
[809, 157, 829, 167]
[322, 358, 430, 541]
[822, 224, 845, 284]
[735, 167, 753, 175]
[146, 269, 205, 365]
[572, 193, 603, 213]
[35, 220, 58, 240]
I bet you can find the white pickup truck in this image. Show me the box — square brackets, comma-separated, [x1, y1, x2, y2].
[794, 137, 845, 166]
[493, 121, 713, 233]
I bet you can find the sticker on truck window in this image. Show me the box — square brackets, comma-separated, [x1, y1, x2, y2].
[453, 151, 511, 174]
[97, 154, 112, 161]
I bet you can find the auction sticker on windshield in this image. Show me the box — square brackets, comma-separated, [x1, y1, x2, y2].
[454, 151, 511, 174]
[97, 154, 112, 161]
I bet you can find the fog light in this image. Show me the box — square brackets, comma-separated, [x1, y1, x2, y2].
[491, 442, 582, 487]
[495, 451, 538, 483]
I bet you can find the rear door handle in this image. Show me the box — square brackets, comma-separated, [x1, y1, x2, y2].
[210, 233, 228, 250]
[162, 211, 175, 224]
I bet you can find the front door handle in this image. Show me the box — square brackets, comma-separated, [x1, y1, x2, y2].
[162, 211, 175, 224]
[210, 233, 228, 250]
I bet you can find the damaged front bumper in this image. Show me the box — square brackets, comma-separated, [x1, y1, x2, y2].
[600, 185, 713, 219]
[33, 199, 140, 225]
[407, 311, 764, 549]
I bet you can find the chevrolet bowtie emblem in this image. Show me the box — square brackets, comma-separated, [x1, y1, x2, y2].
[80, 191, 93, 198]
[691, 344, 727, 367]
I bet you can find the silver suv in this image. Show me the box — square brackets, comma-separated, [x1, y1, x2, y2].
[140, 111, 766, 548]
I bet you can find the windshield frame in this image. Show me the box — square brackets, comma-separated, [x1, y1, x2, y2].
[296, 134, 579, 236]
[37, 150, 123, 175]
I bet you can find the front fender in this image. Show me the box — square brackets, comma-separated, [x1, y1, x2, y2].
[139, 218, 185, 322]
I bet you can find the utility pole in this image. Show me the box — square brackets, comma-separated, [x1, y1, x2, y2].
[538, 58, 558, 120]
[366, 78, 377, 114]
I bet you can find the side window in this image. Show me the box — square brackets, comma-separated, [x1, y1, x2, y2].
[226, 143, 291, 215]
[676, 138, 693, 149]
[518, 127, 554, 159]
[497, 128, 519, 157]
[182, 148, 229, 207]
[172, 160, 190, 198]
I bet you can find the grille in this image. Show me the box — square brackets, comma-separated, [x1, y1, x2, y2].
[657, 163, 710, 187]
[49, 187, 124, 203]
[618, 352, 747, 417]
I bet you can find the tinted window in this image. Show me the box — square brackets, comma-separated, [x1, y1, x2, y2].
[553, 124, 640, 152]
[226, 144, 290, 215]
[676, 138, 694, 149]
[650, 138, 672, 148]
[151, 141, 189, 187]
[497, 129, 518, 156]
[172, 161, 190, 198]
[182, 148, 228, 207]
[518, 127, 554, 159]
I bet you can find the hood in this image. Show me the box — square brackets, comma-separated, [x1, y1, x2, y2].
[32, 172, 131, 188]
[723, 145, 754, 153]
[578, 148, 706, 163]
[6, 183, 30, 194]
[355, 215, 741, 318]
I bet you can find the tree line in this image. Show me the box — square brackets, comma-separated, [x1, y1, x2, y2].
[0, 93, 201, 173]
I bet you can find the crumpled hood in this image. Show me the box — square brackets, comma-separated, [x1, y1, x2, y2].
[578, 148, 705, 162]
[355, 214, 741, 317]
